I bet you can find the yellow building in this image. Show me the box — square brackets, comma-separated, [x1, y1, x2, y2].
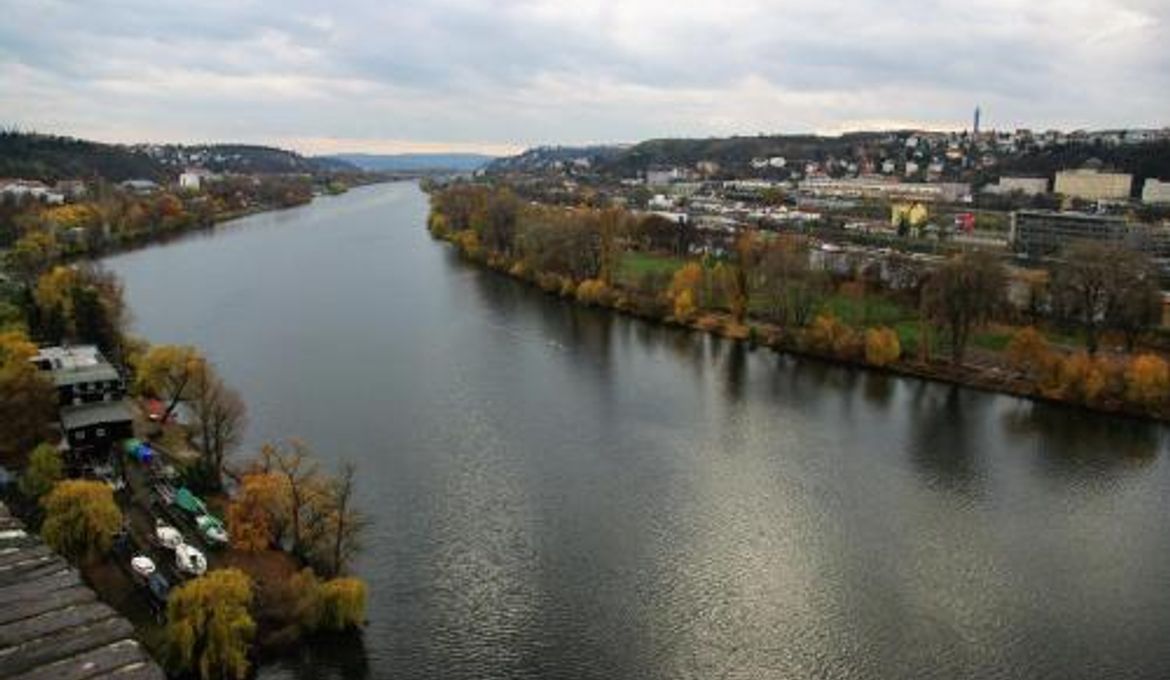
[891, 202, 929, 229]
[1054, 169, 1132, 201]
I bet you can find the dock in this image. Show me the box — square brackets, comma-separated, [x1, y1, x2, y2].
[0, 501, 165, 680]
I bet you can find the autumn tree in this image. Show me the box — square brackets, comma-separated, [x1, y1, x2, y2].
[722, 231, 762, 325]
[166, 568, 256, 680]
[227, 472, 284, 551]
[6, 230, 58, 287]
[668, 262, 704, 320]
[32, 264, 129, 358]
[319, 578, 367, 631]
[1006, 326, 1062, 390]
[41, 480, 123, 563]
[19, 443, 62, 499]
[1125, 354, 1170, 409]
[262, 440, 323, 559]
[189, 361, 247, 487]
[0, 330, 55, 455]
[757, 235, 825, 327]
[597, 208, 625, 286]
[1050, 243, 1160, 355]
[865, 327, 901, 366]
[134, 344, 205, 421]
[922, 250, 1006, 363]
[480, 187, 520, 255]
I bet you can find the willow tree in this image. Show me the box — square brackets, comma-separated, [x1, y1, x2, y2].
[166, 569, 256, 680]
[41, 480, 122, 563]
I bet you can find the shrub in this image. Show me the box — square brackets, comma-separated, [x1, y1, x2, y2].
[1125, 354, 1170, 408]
[864, 327, 901, 367]
[20, 443, 63, 499]
[576, 279, 611, 306]
[319, 578, 367, 631]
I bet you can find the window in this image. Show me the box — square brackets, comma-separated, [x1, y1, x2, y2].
[76, 430, 85, 441]
[97, 427, 106, 437]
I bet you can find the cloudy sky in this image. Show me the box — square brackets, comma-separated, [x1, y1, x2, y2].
[1, 0, 1167, 155]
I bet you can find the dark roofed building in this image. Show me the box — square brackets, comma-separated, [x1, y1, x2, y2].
[59, 402, 134, 454]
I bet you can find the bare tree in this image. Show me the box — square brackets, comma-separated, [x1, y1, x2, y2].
[1051, 243, 1161, 354]
[923, 250, 1006, 363]
[190, 362, 247, 487]
[324, 462, 367, 578]
[265, 440, 322, 558]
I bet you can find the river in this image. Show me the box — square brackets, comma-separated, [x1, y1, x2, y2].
[103, 182, 1170, 679]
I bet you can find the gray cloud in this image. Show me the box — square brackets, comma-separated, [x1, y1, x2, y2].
[1, 0, 1166, 153]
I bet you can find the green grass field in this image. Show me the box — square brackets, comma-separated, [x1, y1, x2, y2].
[617, 252, 685, 287]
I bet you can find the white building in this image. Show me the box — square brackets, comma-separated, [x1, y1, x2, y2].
[179, 168, 213, 191]
[984, 177, 1049, 196]
[1143, 179, 1170, 205]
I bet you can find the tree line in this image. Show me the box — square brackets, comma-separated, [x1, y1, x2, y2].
[428, 183, 1170, 417]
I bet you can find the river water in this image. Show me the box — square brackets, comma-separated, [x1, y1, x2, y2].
[104, 182, 1170, 679]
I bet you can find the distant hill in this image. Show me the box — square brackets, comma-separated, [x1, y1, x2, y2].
[0, 131, 166, 182]
[322, 153, 495, 172]
[0, 131, 357, 182]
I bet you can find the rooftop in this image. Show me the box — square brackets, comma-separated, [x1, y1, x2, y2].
[0, 501, 164, 680]
[33, 346, 122, 387]
[60, 401, 133, 430]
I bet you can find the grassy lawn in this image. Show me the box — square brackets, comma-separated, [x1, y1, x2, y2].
[617, 251, 686, 287]
[822, 292, 915, 327]
[971, 326, 1015, 352]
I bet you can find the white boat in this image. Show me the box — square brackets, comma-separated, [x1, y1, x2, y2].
[175, 543, 207, 576]
[196, 515, 229, 545]
[130, 555, 156, 579]
[155, 521, 183, 550]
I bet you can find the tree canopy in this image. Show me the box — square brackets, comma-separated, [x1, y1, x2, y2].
[166, 568, 256, 680]
[40, 480, 122, 563]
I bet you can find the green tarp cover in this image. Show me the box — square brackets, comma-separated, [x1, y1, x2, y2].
[175, 487, 207, 514]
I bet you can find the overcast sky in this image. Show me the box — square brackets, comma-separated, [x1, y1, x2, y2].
[1, 0, 1167, 155]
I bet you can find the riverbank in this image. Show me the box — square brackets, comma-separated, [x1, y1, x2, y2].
[428, 221, 1170, 424]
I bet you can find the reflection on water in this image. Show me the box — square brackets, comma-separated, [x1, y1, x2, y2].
[103, 183, 1170, 680]
[1003, 402, 1161, 473]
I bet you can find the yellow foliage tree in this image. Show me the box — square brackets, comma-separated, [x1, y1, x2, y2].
[33, 265, 80, 321]
[20, 443, 63, 499]
[319, 578, 368, 631]
[804, 314, 856, 357]
[668, 263, 704, 321]
[227, 473, 284, 551]
[166, 568, 256, 680]
[1125, 354, 1170, 408]
[864, 327, 901, 367]
[134, 344, 206, 421]
[575, 279, 610, 306]
[40, 480, 122, 563]
[0, 331, 55, 454]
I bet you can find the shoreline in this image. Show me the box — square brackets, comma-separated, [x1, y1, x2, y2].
[430, 232, 1170, 425]
[61, 180, 394, 266]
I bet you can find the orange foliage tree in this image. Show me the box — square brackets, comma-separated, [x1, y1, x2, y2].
[227, 473, 284, 551]
[1125, 354, 1170, 409]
